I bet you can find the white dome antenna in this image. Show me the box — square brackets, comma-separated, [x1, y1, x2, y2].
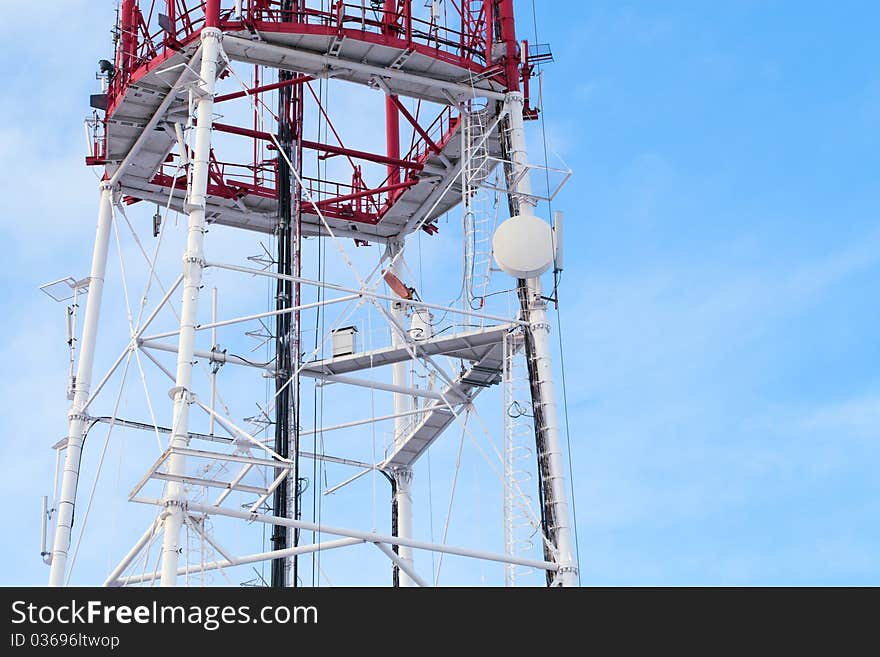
[492, 213, 555, 278]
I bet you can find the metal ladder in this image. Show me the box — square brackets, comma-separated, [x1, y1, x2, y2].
[461, 100, 495, 310]
[503, 330, 537, 586]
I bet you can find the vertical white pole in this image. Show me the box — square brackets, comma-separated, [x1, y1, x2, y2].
[158, 26, 224, 587]
[48, 180, 114, 586]
[389, 239, 416, 586]
[504, 91, 578, 587]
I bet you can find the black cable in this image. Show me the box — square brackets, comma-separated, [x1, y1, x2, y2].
[227, 353, 274, 368]
[66, 418, 102, 532]
[378, 470, 399, 587]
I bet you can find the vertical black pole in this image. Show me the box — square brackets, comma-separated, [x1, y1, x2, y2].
[271, 0, 296, 589]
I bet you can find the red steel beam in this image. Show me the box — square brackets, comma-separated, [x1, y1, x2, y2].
[205, 0, 221, 28]
[150, 171, 241, 199]
[496, 0, 521, 92]
[212, 121, 275, 141]
[387, 94, 441, 154]
[307, 139, 421, 171]
[211, 122, 423, 170]
[316, 180, 416, 208]
[385, 95, 401, 185]
[120, 0, 137, 78]
[215, 74, 315, 103]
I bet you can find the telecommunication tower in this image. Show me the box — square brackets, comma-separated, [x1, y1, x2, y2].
[43, 0, 577, 587]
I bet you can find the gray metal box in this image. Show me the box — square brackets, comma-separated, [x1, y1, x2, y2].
[331, 326, 358, 357]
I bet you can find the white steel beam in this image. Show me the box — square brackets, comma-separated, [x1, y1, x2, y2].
[139, 293, 359, 342]
[213, 463, 253, 506]
[151, 472, 267, 496]
[80, 274, 183, 415]
[299, 406, 427, 437]
[374, 542, 428, 587]
[323, 465, 377, 496]
[158, 26, 224, 587]
[49, 181, 114, 586]
[139, 339, 269, 370]
[139, 338, 456, 401]
[186, 516, 237, 565]
[222, 36, 506, 104]
[170, 446, 296, 470]
[205, 261, 528, 327]
[177, 501, 559, 574]
[102, 514, 161, 587]
[110, 537, 362, 586]
[389, 239, 416, 587]
[309, 370, 455, 401]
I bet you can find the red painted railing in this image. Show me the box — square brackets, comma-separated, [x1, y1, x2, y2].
[110, 1, 495, 104]
[102, 2, 510, 231]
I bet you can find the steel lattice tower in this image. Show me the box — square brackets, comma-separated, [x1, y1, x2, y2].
[44, 0, 577, 587]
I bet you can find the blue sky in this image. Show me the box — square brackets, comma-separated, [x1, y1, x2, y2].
[0, 1, 878, 586]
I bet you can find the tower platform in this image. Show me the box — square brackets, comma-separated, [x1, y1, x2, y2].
[94, 8, 508, 242]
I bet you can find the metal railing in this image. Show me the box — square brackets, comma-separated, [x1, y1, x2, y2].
[112, 1, 490, 100]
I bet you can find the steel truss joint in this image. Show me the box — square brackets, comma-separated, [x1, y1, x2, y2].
[163, 499, 187, 511]
[182, 254, 207, 267]
[392, 467, 413, 485]
[167, 386, 196, 404]
[529, 320, 551, 333]
[201, 27, 224, 43]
